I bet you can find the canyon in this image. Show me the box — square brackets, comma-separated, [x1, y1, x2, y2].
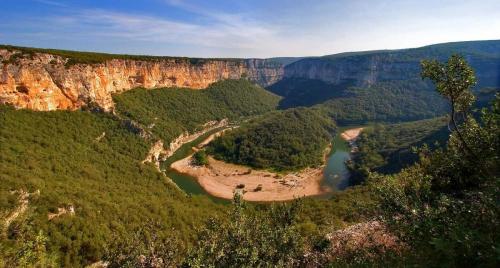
[0, 48, 284, 111]
[2, 40, 499, 112]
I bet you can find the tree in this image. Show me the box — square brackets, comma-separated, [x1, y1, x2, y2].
[185, 194, 305, 267]
[192, 150, 209, 166]
[421, 54, 477, 158]
[104, 221, 184, 267]
[369, 56, 500, 266]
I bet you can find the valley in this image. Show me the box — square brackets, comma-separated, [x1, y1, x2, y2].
[0, 40, 498, 267]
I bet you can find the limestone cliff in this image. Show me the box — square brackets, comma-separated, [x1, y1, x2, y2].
[0, 49, 283, 111]
[283, 40, 500, 88]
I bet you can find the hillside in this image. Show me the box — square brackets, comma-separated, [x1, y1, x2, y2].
[0, 103, 370, 267]
[207, 108, 335, 171]
[350, 117, 449, 178]
[0, 106, 225, 266]
[269, 40, 500, 123]
[0, 41, 498, 267]
[114, 79, 281, 144]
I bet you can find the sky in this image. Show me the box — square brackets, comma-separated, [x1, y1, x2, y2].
[1, 0, 499, 58]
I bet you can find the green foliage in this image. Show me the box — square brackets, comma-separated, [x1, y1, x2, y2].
[421, 54, 479, 159]
[185, 194, 305, 267]
[114, 79, 280, 143]
[422, 54, 477, 113]
[207, 108, 335, 171]
[192, 151, 209, 166]
[352, 117, 448, 174]
[370, 59, 500, 266]
[318, 80, 449, 124]
[0, 105, 223, 266]
[104, 221, 185, 267]
[1, 214, 59, 267]
[0, 44, 242, 66]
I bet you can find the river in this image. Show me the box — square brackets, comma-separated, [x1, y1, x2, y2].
[161, 127, 357, 200]
[321, 129, 354, 191]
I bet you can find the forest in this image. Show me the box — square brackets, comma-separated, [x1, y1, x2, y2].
[207, 108, 335, 171]
[114, 79, 280, 144]
[350, 116, 449, 177]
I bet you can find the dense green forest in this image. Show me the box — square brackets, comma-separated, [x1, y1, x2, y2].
[0, 79, 371, 266]
[114, 79, 280, 143]
[268, 40, 500, 125]
[268, 78, 349, 108]
[351, 116, 449, 177]
[0, 106, 225, 266]
[269, 78, 450, 124]
[318, 80, 449, 124]
[207, 108, 335, 171]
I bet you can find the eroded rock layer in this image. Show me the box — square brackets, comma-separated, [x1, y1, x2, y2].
[0, 49, 283, 111]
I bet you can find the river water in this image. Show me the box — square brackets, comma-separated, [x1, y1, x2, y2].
[161, 128, 355, 200]
[321, 130, 354, 191]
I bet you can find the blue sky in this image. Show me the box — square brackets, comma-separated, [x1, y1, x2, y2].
[1, 0, 499, 58]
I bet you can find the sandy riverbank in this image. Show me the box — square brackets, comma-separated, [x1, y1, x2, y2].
[341, 128, 364, 141]
[170, 126, 332, 201]
[171, 155, 330, 201]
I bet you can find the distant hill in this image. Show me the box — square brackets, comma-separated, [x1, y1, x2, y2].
[269, 40, 500, 124]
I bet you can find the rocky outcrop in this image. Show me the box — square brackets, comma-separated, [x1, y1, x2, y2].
[305, 221, 405, 266]
[142, 119, 229, 170]
[0, 49, 283, 111]
[3, 189, 40, 234]
[48, 205, 75, 220]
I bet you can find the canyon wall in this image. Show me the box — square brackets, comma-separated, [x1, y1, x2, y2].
[283, 40, 500, 88]
[0, 49, 283, 111]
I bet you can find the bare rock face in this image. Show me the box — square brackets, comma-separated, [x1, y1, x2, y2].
[0, 49, 283, 111]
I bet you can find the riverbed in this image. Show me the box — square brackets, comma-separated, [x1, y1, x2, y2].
[162, 127, 361, 201]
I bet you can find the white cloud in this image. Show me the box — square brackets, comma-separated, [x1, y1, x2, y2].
[32, 8, 289, 56]
[33, 0, 67, 7]
[5, 0, 500, 57]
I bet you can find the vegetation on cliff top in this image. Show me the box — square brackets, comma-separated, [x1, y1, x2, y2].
[207, 108, 335, 171]
[0, 44, 243, 66]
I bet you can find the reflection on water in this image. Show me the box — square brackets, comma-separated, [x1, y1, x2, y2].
[160, 128, 229, 203]
[322, 131, 353, 191]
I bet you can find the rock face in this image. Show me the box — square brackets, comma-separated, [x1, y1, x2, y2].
[283, 40, 500, 88]
[0, 49, 283, 111]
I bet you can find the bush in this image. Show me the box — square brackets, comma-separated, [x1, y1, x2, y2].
[192, 151, 208, 166]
